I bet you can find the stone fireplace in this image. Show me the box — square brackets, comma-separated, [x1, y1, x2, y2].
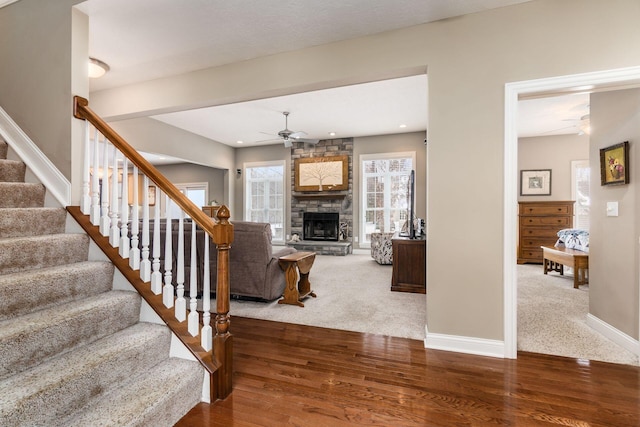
[303, 212, 339, 241]
[287, 137, 353, 255]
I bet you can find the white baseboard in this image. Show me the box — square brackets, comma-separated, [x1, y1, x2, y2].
[586, 314, 640, 356]
[424, 325, 505, 358]
[0, 106, 70, 206]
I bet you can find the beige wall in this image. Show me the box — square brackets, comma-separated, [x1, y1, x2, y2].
[155, 163, 226, 207]
[3, 0, 640, 345]
[518, 134, 589, 202]
[353, 132, 427, 247]
[0, 0, 85, 179]
[589, 88, 640, 338]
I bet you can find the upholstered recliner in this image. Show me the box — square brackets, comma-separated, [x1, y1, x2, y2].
[370, 232, 394, 265]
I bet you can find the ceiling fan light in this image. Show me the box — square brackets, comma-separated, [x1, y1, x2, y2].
[88, 57, 110, 78]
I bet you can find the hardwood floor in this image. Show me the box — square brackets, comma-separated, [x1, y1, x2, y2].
[176, 317, 640, 426]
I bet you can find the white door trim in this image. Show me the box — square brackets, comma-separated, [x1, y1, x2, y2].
[503, 66, 640, 358]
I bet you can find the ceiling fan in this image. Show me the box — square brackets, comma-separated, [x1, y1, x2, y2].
[259, 111, 319, 148]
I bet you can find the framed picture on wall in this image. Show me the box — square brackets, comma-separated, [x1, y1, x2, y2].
[520, 169, 551, 196]
[600, 141, 629, 186]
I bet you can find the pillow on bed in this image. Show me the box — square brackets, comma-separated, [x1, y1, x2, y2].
[555, 228, 589, 253]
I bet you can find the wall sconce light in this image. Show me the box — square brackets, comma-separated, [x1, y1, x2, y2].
[89, 57, 110, 79]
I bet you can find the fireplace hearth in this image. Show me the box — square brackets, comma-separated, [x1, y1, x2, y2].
[303, 212, 339, 241]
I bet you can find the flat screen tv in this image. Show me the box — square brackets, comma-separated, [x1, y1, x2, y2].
[400, 169, 416, 239]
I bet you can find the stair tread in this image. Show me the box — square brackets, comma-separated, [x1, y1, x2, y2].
[0, 322, 173, 426]
[0, 233, 89, 274]
[0, 261, 114, 320]
[59, 357, 202, 427]
[0, 159, 26, 182]
[0, 290, 141, 380]
[0, 207, 67, 237]
[0, 182, 45, 208]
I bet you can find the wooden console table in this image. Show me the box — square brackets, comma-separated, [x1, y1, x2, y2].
[391, 237, 426, 294]
[278, 251, 317, 307]
[541, 246, 589, 289]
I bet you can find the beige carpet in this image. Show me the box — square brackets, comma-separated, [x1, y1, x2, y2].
[518, 263, 639, 366]
[214, 253, 427, 340]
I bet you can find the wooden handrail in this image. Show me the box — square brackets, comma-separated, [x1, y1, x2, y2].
[73, 96, 217, 237]
[73, 95, 234, 400]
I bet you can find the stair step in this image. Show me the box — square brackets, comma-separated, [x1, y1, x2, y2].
[0, 182, 45, 208]
[0, 141, 6, 160]
[0, 261, 114, 321]
[0, 159, 26, 182]
[0, 322, 171, 427]
[0, 207, 66, 238]
[59, 357, 202, 427]
[0, 233, 89, 275]
[0, 290, 141, 380]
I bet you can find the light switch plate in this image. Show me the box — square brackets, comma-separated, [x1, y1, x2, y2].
[606, 201, 619, 217]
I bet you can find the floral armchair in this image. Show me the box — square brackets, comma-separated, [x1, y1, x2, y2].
[370, 232, 394, 265]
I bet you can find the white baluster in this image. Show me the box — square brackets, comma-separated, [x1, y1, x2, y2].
[140, 175, 151, 281]
[201, 239, 212, 351]
[99, 137, 110, 236]
[175, 209, 186, 321]
[119, 158, 130, 258]
[90, 127, 100, 226]
[163, 195, 174, 308]
[81, 121, 91, 215]
[130, 166, 140, 270]
[150, 186, 162, 294]
[109, 146, 120, 248]
[188, 222, 199, 336]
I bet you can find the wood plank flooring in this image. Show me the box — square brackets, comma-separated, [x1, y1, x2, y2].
[176, 316, 640, 426]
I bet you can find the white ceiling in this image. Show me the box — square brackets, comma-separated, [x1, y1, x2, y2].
[74, 0, 583, 159]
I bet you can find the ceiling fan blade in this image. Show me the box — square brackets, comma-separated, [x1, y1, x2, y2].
[295, 138, 319, 144]
[289, 131, 307, 139]
[253, 137, 282, 144]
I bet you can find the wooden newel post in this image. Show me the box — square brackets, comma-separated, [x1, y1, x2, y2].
[212, 205, 233, 399]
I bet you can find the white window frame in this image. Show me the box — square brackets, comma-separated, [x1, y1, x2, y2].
[244, 160, 286, 244]
[359, 151, 416, 248]
[160, 181, 209, 219]
[571, 159, 590, 231]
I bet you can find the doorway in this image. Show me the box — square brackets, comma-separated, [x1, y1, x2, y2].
[504, 66, 640, 359]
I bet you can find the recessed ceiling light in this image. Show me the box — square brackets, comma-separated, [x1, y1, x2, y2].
[399, 124, 407, 128]
[236, 140, 244, 144]
[88, 57, 110, 78]
[328, 132, 336, 136]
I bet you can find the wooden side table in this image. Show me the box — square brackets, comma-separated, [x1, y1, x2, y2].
[278, 251, 316, 307]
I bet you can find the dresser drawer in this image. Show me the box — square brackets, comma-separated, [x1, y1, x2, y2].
[519, 247, 543, 261]
[520, 227, 562, 238]
[519, 237, 556, 249]
[520, 216, 571, 227]
[520, 204, 572, 216]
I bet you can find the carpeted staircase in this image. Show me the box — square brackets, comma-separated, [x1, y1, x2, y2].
[0, 140, 202, 426]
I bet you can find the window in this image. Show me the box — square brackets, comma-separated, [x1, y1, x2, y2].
[360, 152, 415, 246]
[244, 161, 285, 243]
[571, 160, 590, 230]
[165, 182, 208, 219]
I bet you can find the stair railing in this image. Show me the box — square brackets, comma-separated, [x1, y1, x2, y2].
[72, 96, 233, 400]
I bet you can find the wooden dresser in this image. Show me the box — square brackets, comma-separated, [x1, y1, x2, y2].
[518, 201, 573, 264]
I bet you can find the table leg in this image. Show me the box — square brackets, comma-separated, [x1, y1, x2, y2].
[278, 261, 304, 307]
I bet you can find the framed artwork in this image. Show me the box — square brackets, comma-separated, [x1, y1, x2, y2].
[295, 155, 348, 192]
[148, 186, 156, 206]
[520, 169, 551, 196]
[600, 141, 629, 186]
